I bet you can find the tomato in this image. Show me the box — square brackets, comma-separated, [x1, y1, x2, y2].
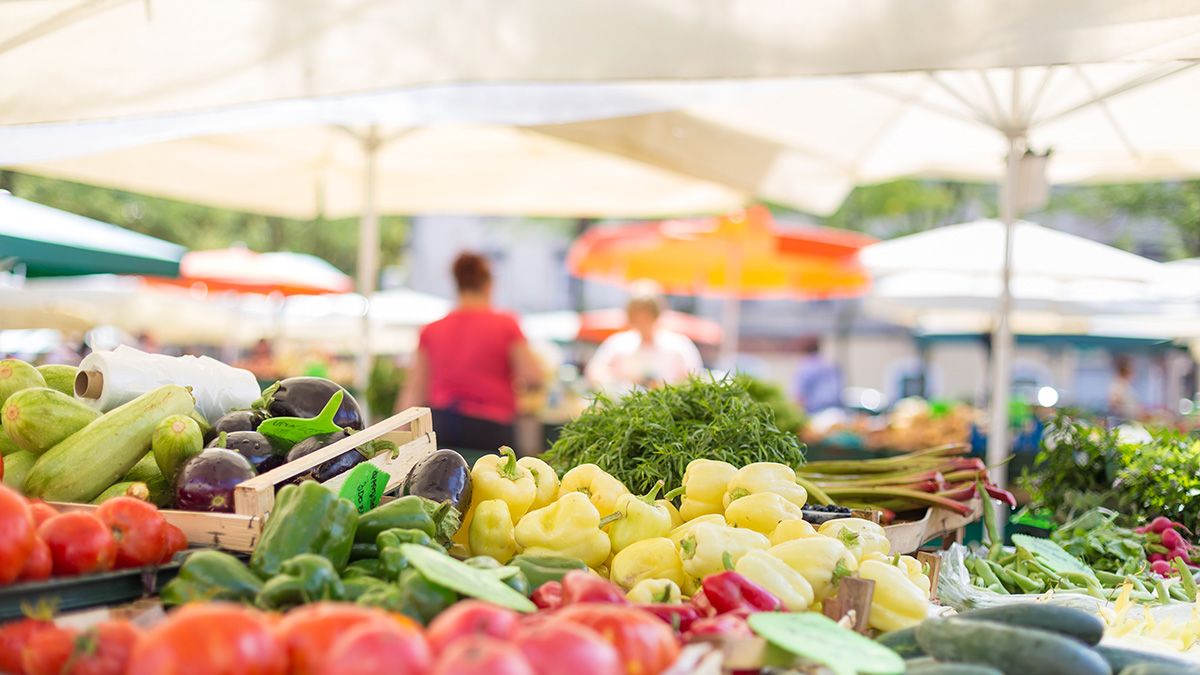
[18, 537, 51, 582]
[160, 523, 188, 563]
[96, 497, 167, 568]
[277, 602, 415, 675]
[0, 484, 36, 583]
[39, 512, 116, 576]
[24, 620, 139, 675]
[127, 603, 286, 675]
[516, 622, 623, 675]
[0, 617, 56, 674]
[316, 620, 433, 675]
[26, 501, 58, 529]
[431, 636, 535, 675]
[556, 605, 680, 675]
[21, 624, 73, 675]
[426, 600, 520, 653]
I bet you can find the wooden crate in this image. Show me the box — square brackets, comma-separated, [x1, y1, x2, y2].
[883, 498, 982, 554]
[55, 407, 438, 553]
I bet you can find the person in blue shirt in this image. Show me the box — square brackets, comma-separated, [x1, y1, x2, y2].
[792, 337, 842, 414]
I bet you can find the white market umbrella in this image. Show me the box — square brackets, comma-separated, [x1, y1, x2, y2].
[278, 288, 451, 355]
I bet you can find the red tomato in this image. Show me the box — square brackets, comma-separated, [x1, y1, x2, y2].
[20, 624, 73, 675]
[517, 622, 623, 675]
[426, 600, 520, 653]
[316, 620, 433, 675]
[556, 605, 680, 675]
[17, 538, 51, 582]
[24, 621, 140, 675]
[160, 523, 188, 563]
[96, 497, 167, 568]
[0, 617, 55, 674]
[127, 603, 286, 675]
[25, 501, 58, 529]
[38, 512, 116, 576]
[432, 636, 535, 675]
[0, 484, 35, 584]
[277, 602, 416, 675]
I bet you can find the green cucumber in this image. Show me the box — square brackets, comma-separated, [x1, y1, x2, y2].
[960, 604, 1105, 646]
[122, 454, 173, 507]
[877, 625, 925, 659]
[906, 662, 1002, 675]
[152, 414, 204, 483]
[36, 365, 78, 396]
[3, 387, 101, 454]
[91, 481, 150, 504]
[2, 451, 36, 492]
[0, 359, 45, 406]
[1096, 645, 1198, 673]
[915, 618, 1110, 675]
[24, 385, 195, 502]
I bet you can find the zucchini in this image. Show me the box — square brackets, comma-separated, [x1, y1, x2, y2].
[915, 618, 1111, 675]
[24, 385, 195, 502]
[877, 625, 925, 658]
[960, 604, 1105, 646]
[1118, 665, 1200, 675]
[906, 662, 1003, 675]
[92, 481, 150, 504]
[2, 451, 36, 492]
[1096, 645, 1198, 673]
[122, 454, 173, 507]
[36, 365, 78, 396]
[152, 414, 204, 483]
[0, 359, 45, 406]
[2, 387, 101, 454]
[188, 408, 215, 443]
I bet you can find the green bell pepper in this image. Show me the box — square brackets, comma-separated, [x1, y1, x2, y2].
[511, 553, 589, 589]
[343, 576, 390, 601]
[357, 584, 407, 612]
[350, 542, 378, 562]
[160, 550, 263, 606]
[344, 559, 384, 579]
[255, 554, 346, 610]
[355, 495, 459, 545]
[376, 527, 446, 554]
[250, 481, 358, 576]
[464, 556, 531, 596]
[397, 568, 458, 624]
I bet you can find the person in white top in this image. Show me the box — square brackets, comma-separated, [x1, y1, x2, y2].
[585, 287, 704, 396]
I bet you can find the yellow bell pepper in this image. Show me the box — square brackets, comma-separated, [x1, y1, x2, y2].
[454, 446, 537, 549]
[669, 514, 725, 546]
[610, 537, 687, 591]
[818, 518, 891, 561]
[674, 459, 737, 521]
[514, 491, 611, 568]
[723, 462, 807, 509]
[559, 463, 629, 517]
[606, 481, 674, 553]
[468, 499, 517, 564]
[863, 552, 932, 599]
[734, 549, 815, 611]
[768, 537, 857, 601]
[661, 499, 684, 529]
[769, 518, 817, 546]
[677, 523, 770, 583]
[724, 492, 805, 535]
[517, 455, 560, 510]
[857, 559, 928, 632]
[626, 578, 682, 604]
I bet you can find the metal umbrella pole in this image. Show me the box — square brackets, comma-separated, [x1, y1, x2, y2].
[354, 126, 382, 416]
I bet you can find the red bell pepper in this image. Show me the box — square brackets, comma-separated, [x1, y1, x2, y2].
[636, 604, 701, 633]
[683, 613, 753, 641]
[532, 581, 564, 610]
[560, 570, 629, 605]
[690, 588, 717, 617]
[701, 571, 782, 614]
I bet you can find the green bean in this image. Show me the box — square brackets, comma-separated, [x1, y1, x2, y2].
[1027, 559, 1062, 583]
[1131, 575, 1151, 594]
[987, 582, 1009, 595]
[978, 479, 1004, 561]
[985, 560, 1016, 590]
[1094, 570, 1127, 586]
[1156, 579, 1171, 605]
[1007, 570, 1045, 594]
[998, 552, 1017, 566]
[1175, 559, 1197, 601]
[973, 557, 1003, 588]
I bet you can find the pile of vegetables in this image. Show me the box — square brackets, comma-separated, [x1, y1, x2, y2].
[1048, 509, 1196, 580]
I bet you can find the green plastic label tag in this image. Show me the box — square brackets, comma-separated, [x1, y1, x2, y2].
[258, 390, 344, 446]
[337, 462, 388, 514]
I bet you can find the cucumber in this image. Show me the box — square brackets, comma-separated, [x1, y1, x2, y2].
[91, 481, 150, 504]
[2, 451, 36, 492]
[1096, 646, 1198, 673]
[3, 388, 102, 454]
[152, 414, 204, 483]
[24, 385, 195, 502]
[960, 604, 1105, 646]
[915, 618, 1111, 675]
[1119, 664, 1200, 675]
[878, 626, 925, 659]
[906, 662, 1003, 675]
[0, 359, 45, 406]
[36, 365, 78, 396]
[122, 454, 174, 507]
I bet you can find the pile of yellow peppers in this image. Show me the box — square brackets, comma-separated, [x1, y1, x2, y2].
[454, 450, 932, 632]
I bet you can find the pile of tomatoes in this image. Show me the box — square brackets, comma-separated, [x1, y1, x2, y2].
[0, 600, 679, 675]
[0, 484, 187, 585]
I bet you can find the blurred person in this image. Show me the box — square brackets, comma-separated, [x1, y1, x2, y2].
[1108, 354, 1141, 420]
[585, 284, 703, 396]
[240, 338, 278, 382]
[399, 252, 542, 453]
[792, 337, 842, 414]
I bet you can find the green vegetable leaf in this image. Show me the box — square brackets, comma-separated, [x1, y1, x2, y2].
[399, 544, 535, 613]
[1012, 533, 1097, 581]
[748, 612, 904, 675]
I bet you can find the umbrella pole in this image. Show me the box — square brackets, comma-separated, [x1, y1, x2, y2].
[986, 134, 1023, 495]
[355, 127, 382, 412]
[719, 296, 741, 369]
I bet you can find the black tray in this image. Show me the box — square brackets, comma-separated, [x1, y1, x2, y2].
[0, 563, 182, 621]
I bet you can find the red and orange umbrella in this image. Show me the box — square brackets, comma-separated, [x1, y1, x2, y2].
[148, 247, 353, 296]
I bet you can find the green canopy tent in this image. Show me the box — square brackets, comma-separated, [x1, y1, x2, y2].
[0, 191, 183, 277]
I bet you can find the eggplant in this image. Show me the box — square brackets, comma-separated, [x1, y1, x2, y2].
[401, 449, 472, 512]
[174, 448, 256, 513]
[212, 409, 266, 435]
[259, 377, 363, 430]
[283, 430, 367, 485]
[209, 430, 284, 472]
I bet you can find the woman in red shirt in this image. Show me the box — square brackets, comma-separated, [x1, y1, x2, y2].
[399, 253, 542, 453]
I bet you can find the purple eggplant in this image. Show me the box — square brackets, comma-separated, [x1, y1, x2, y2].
[401, 449, 472, 512]
[258, 377, 363, 430]
[213, 409, 266, 435]
[283, 430, 367, 485]
[174, 448, 256, 513]
[209, 430, 284, 472]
